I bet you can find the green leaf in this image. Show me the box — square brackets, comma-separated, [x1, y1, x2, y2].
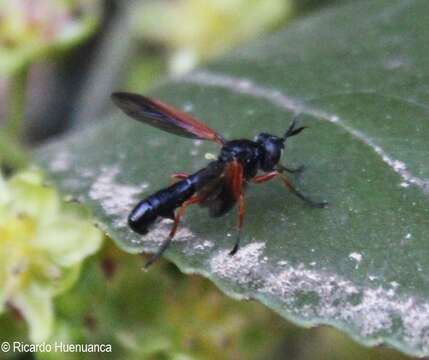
[36, 0, 429, 356]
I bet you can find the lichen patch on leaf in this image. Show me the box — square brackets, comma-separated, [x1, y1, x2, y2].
[88, 165, 143, 228]
[210, 242, 267, 287]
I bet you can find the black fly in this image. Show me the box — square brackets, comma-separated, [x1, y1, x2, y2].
[111, 92, 326, 267]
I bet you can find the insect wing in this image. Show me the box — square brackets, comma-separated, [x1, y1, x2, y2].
[111, 92, 225, 145]
[200, 160, 244, 217]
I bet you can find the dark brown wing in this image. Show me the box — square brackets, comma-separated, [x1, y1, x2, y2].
[200, 160, 245, 217]
[111, 92, 225, 145]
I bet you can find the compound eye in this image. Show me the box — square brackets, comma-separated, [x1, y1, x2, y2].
[255, 133, 270, 143]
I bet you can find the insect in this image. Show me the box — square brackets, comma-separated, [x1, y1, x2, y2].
[111, 92, 327, 267]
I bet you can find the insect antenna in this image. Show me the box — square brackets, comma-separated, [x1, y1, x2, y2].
[282, 114, 307, 141]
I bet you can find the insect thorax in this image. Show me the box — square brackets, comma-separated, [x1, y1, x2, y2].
[218, 139, 261, 178]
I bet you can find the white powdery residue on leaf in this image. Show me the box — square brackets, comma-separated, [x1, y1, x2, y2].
[140, 182, 150, 190]
[263, 267, 330, 318]
[261, 261, 429, 354]
[142, 219, 194, 245]
[392, 160, 407, 171]
[349, 252, 363, 264]
[402, 302, 429, 352]
[390, 281, 400, 288]
[205, 152, 217, 161]
[210, 242, 266, 286]
[183, 102, 194, 112]
[88, 166, 143, 228]
[192, 240, 214, 252]
[338, 287, 394, 336]
[127, 218, 194, 247]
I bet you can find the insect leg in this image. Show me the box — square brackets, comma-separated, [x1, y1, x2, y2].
[277, 164, 306, 175]
[279, 174, 327, 208]
[225, 160, 244, 255]
[230, 192, 244, 255]
[144, 195, 201, 268]
[170, 172, 189, 184]
[251, 171, 278, 184]
[252, 171, 326, 208]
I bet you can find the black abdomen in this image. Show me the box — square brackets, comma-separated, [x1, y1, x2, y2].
[128, 162, 223, 234]
[128, 178, 195, 234]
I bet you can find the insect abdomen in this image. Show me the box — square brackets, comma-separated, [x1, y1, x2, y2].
[128, 177, 197, 234]
[128, 162, 224, 235]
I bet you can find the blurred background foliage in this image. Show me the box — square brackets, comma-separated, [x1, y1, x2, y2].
[0, 0, 417, 359]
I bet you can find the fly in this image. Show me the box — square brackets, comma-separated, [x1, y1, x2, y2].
[111, 92, 327, 267]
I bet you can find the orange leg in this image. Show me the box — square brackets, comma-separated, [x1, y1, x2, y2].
[170, 172, 189, 184]
[251, 171, 327, 208]
[251, 171, 278, 184]
[144, 195, 201, 268]
[225, 160, 245, 255]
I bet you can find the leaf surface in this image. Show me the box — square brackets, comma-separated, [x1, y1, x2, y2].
[36, 0, 429, 356]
